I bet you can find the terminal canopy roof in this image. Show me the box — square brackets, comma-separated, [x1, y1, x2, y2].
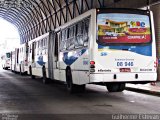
[0, 0, 158, 43]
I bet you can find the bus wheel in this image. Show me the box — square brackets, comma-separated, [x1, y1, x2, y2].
[29, 66, 35, 79]
[20, 65, 23, 76]
[66, 69, 85, 93]
[42, 66, 49, 84]
[106, 83, 119, 92]
[118, 83, 126, 92]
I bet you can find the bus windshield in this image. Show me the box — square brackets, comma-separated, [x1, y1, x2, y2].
[97, 13, 151, 44]
[6, 53, 11, 58]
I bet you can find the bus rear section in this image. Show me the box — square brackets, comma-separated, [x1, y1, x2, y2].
[89, 9, 157, 92]
[13, 43, 29, 75]
[1, 52, 11, 70]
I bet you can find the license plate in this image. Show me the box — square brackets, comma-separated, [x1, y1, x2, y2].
[120, 68, 131, 72]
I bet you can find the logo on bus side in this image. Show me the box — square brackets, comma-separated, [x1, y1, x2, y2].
[100, 52, 107, 56]
[37, 56, 45, 66]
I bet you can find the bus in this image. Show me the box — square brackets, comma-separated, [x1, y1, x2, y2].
[1, 52, 11, 70]
[11, 43, 28, 75]
[28, 33, 49, 79]
[27, 8, 157, 93]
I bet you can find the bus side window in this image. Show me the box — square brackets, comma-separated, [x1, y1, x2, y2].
[43, 39, 45, 47]
[17, 49, 19, 63]
[75, 21, 84, 48]
[83, 18, 90, 46]
[37, 41, 39, 48]
[74, 24, 78, 48]
[33, 42, 36, 55]
[41, 39, 43, 48]
[46, 38, 48, 47]
[36, 41, 38, 55]
[54, 32, 59, 57]
[32, 42, 35, 62]
[34, 42, 36, 49]
[26, 46, 28, 53]
[67, 26, 74, 50]
[44, 38, 47, 54]
[30, 45, 32, 53]
[65, 29, 69, 49]
[60, 30, 67, 51]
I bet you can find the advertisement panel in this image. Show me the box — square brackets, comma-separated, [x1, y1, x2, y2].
[97, 13, 151, 44]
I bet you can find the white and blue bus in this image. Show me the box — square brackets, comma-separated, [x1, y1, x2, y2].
[28, 33, 49, 79]
[28, 8, 157, 93]
[1, 52, 11, 70]
[11, 43, 28, 75]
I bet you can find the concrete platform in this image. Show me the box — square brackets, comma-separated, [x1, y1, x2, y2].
[126, 82, 160, 96]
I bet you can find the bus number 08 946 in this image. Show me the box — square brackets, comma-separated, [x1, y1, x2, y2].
[117, 62, 134, 67]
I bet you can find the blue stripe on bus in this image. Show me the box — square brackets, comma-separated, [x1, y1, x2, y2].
[98, 44, 152, 56]
[37, 56, 45, 66]
[63, 49, 87, 66]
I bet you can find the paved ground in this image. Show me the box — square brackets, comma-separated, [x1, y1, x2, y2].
[126, 82, 160, 96]
[0, 69, 160, 120]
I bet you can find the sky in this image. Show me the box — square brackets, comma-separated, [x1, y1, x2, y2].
[0, 18, 20, 54]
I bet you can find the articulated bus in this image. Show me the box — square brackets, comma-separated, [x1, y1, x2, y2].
[15, 8, 157, 93]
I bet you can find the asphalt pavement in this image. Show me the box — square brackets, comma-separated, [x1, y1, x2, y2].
[0, 69, 160, 120]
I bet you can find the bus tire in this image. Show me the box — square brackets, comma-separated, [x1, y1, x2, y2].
[24, 71, 27, 75]
[14, 65, 16, 73]
[29, 66, 35, 79]
[66, 68, 85, 93]
[42, 66, 49, 84]
[20, 65, 23, 75]
[106, 83, 119, 92]
[118, 83, 125, 92]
